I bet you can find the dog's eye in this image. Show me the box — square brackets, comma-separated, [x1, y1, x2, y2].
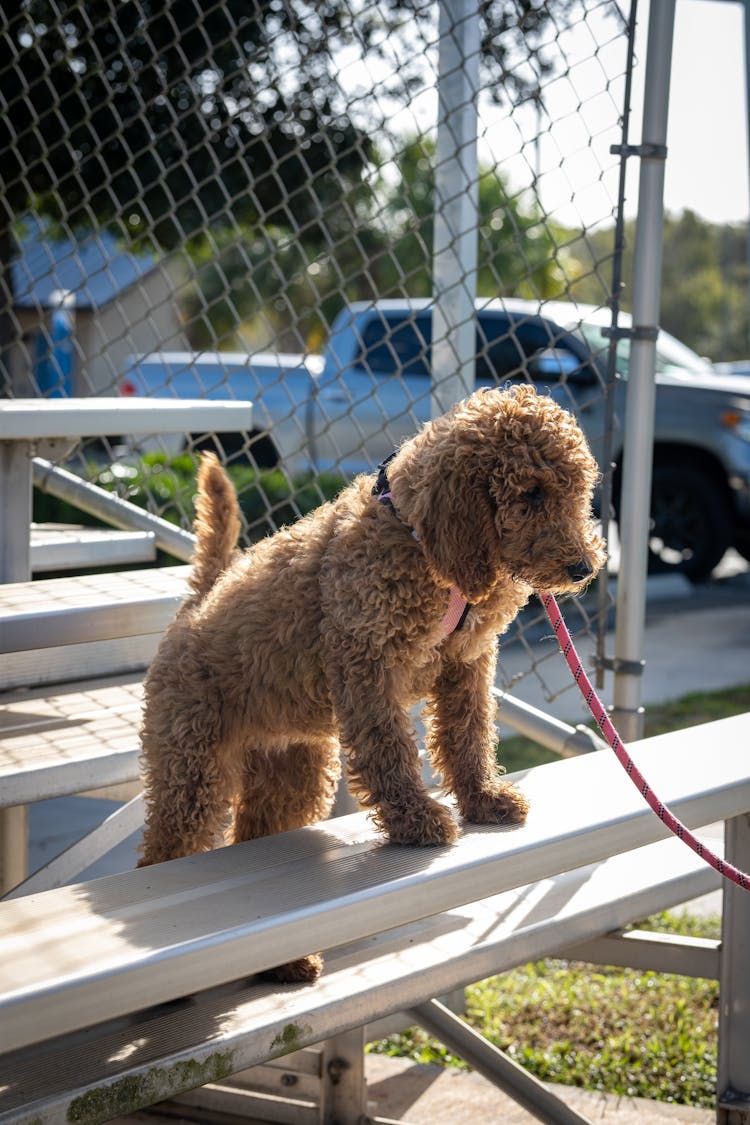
[523, 485, 545, 508]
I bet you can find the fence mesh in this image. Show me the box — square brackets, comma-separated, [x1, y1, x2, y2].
[2, 0, 634, 714]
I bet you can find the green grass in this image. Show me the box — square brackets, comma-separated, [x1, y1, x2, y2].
[369, 925, 719, 1106]
[499, 683, 750, 774]
[369, 685, 750, 1108]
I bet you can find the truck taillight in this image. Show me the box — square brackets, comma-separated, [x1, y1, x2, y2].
[120, 378, 137, 396]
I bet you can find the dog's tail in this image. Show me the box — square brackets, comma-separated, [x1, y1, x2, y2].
[186, 452, 241, 606]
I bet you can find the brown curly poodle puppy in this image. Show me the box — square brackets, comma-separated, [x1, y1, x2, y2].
[138, 385, 605, 980]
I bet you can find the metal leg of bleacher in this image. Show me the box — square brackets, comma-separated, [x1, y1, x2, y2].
[0, 806, 27, 896]
[319, 1028, 368, 1124]
[717, 813, 750, 1124]
[160, 1029, 369, 1124]
[1, 440, 32, 897]
[411, 999, 595, 1125]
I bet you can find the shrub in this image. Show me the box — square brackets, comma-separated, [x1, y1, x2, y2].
[34, 452, 347, 550]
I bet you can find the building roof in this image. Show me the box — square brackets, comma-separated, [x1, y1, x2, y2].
[13, 219, 157, 310]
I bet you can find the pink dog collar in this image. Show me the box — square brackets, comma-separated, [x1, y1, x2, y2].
[440, 585, 470, 637]
[373, 456, 471, 638]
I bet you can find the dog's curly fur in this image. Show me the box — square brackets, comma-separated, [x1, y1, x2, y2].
[137, 385, 606, 981]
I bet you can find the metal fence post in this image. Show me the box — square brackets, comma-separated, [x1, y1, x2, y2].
[431, 0, 479, 417]
[0, 441, 33, 893]
[717, 813, 750, 1122]
[611, 0, 676, 742]
[744, 0, 750, 354]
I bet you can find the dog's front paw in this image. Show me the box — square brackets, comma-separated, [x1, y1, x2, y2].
[382, 797, 458, 847]
[459, 782, 529, 827]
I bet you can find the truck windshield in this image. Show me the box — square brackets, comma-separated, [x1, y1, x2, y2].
[575, 319, 713, 379]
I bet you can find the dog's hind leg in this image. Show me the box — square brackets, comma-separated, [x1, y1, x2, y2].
[231, 739, 341, 983]
[231, 739, 341, 841]
[138, 681, 239, 866]
[425, 649, 529, 827]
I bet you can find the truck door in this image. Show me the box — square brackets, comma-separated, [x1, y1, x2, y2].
[312, 310, 433, 476]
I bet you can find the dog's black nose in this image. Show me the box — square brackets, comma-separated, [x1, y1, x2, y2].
[568, 560, 594, 583]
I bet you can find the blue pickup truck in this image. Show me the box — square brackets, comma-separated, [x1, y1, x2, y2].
[121, 297, 750, 581]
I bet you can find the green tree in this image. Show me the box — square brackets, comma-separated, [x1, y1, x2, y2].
[1, 0, 609, 388]
[565, 210, 750, 361]
[182, 135, 564, 352]
[377, 136, 563, 300]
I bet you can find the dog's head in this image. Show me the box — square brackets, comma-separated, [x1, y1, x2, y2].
[388, 384, 606, 601]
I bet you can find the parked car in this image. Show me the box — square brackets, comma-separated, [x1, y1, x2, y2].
[121, 299, 750, 582]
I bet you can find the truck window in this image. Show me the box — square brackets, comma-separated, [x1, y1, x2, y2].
[357, 315, 432, 377]
[355, 310, 586, 384]
[476, 318, 560, 382]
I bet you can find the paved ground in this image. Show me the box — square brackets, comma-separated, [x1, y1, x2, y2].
[365, 1053, 714, 1124]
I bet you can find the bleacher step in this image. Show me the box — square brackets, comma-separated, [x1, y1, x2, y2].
[2, 713, 748, 1057]
[0, 565, 189, 653]
[0, 831, 722, 1121]
[30, 524, 157, 572]
[0, 674, 143, 806]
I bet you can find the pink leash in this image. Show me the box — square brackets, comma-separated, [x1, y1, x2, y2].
[541, 592, 750, 892]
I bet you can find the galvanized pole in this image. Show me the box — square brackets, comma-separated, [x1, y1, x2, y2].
[695, 56, 750, 1053]
[431, 0, 479, 417]
[717, 812, 750, 1119]
[744, 0, 750, 353]
[611, 0, 676, 741]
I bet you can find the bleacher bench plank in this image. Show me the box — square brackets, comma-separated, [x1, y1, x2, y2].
[0, 674, 143, 806]
[2, 713, 748, 1059]
[0, 397, 253, 441]
[30, 525, 157, 573]
[0, 566, 188, 653]
[0, 637, 159, 692]
[0, 833, 722, 1123]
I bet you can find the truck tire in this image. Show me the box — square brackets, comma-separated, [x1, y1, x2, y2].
[646, 463, 732, 583]
[734, 531, 750, 565]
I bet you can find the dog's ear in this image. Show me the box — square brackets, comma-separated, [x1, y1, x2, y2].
[417, 475, 499, 602]
[391, 430, 501, 602]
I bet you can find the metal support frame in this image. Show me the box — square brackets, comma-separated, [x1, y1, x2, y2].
[319, 1028, 367, 1125]
[32, 457, 196, 562]
[493, 688, 607, 756]
[564, 928, 721, 981]
[0, 441, 32, 582]
[1, 795, 145, 902]
[411, 999, 596, 1125]
[431, 0, 479, 417]
[718, 813, 750, 1122]
[611, 0, 676, 741]
[0, 443, 32, 893]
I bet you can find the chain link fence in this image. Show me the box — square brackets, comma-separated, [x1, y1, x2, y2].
[2, 0, 634, 715]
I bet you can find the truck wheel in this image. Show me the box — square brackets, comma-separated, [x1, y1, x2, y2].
[734, 531, 750, 565]
[646, 464, 732, 583]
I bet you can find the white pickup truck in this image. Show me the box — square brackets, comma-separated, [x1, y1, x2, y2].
[121, 297, 750, 581]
